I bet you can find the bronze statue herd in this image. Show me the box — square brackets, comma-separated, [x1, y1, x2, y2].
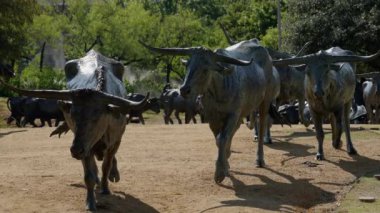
[1, 27, 380, 211]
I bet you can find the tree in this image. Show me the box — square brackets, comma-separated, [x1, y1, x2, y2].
[218, 0, 280, 42]
[284, 0, 380, 68]
[0, 0, 40, 62]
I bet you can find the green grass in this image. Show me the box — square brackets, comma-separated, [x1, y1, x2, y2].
[337, 171, 380, 213]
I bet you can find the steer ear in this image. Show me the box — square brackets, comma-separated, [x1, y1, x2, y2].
[64, 60, 79, 82]
[58, 101, 72, 113]
[215, 62, 233, 75]
[107, 105, 128, 115]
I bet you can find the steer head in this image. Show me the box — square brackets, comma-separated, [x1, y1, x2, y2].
[357, 72, 380, 95]
[139, 41, 252, 99]
[273, 49, 380, 99]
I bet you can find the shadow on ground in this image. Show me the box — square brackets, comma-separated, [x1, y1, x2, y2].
[201, 168, 335, 212]
[0, 129, 27, 139]
[70, 184, 159, 212]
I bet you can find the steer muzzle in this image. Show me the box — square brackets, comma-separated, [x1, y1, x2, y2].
[70, 143, 85, 160]
[313, 85, 325, 98]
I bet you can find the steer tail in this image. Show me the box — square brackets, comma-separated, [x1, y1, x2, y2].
[50, 122, 70, 138]
[268, 104, 291, 127]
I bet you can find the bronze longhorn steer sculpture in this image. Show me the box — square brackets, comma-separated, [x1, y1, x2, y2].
[141, 39, 279, 183]
[0, 50, 148, 211]
[273, 47, 380, 160]
[356, 72, 380, 123]
[220, 23, 312, 127]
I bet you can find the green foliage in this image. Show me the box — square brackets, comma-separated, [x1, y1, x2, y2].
[261, 27, 279, 49]
[284, 0, 380, 57]
[10, 0, 377, 94]
[0, 0, 40, 62]
[219, 0, 280, 41]
[20, 57, 66, 90]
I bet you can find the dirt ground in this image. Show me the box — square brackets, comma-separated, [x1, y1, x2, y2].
[0, 123, 379, 213]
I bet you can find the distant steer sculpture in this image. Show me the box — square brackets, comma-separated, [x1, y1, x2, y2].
[357, 72, 380, 123]
[273, 47, 380, 160]
[160, 87, 199, 124]
[141, 40, 278, 183]
[126, 93, 160, 124]
[0, 50, 147, 211]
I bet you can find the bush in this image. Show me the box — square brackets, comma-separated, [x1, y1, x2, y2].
[20, 60, 66, 90]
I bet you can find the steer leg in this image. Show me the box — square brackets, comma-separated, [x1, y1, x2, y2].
[164, 109, 174, 124]
[192, 115, 197, 124]
[175, 110, 182, 124]
[185, 112, 191, 124]
[54, 119, 60, 127]
[264, 116, 272, 144]
[343, 103, 357, 155]
[139, 114, 145, 125]
[365, 105, 374, 124]
[298, 99, 309, 127]
[311, 111, 325, 160]
[126, 115, 131, 124]
[375, 106, 380, 123]
[214, 114, 239, 183]
[257, 103, 269, 167]
[101, 142, 121, 195]
[332, 110, 343, 149]
[109, 157, 120, 183]
[82, 155, 98, 211]
[46, 119, 52, 127]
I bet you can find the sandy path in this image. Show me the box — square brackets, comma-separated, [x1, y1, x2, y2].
[0, 124, 379, 212]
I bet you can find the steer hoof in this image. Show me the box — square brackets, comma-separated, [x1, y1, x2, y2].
[316, 153, 324, 161]
[264, 138, 272, 144]
[214, 163, 229, 184]
[109, 168, 120, 183]
[214, 170, 226, 184]
[86, 200, 97, 211]
[256, 159, 265, 168]
[332, 140, 342, 149]
[348, 147, 357, 155]
[101, 187, 111, 195]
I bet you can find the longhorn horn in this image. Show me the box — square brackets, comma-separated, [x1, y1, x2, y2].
[214, 52, 253, 66]
[219, 23, 237, 45]
[272, 54, 314, 66]
[356, 72, 380, 78]
[295, 41, 312, 57]
[325, 50, 380, 63]
[91, 90, 149, 110]
[139, 40, 194, 56]
[0, 79, 72, 100]
[0, 79, 148, 110]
